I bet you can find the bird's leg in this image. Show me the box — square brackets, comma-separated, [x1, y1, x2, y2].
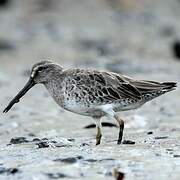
[94, 118, 102, 145]
[114, 115, 124, 144]
[96, 126, 102, 145]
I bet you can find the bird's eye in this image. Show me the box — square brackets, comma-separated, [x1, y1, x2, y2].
[38, 66, 45, 72]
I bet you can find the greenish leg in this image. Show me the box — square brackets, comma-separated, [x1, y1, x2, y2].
[96, 126, 102, 145]
[94, 118, 102, 145]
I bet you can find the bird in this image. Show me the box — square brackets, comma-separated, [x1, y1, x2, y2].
[3, 61, 177, 145]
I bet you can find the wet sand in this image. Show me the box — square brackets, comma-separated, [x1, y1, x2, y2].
[0, 0, 180, 179]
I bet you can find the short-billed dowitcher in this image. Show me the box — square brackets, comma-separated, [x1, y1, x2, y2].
[3, 61, 176, 145]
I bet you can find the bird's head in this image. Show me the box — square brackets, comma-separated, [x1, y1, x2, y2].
[30, 61, 63, 84]
[3, 60, 63, 113]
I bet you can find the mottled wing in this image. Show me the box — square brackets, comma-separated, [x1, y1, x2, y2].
[98, 72, 142, 101]
[67, 69, 142, 104]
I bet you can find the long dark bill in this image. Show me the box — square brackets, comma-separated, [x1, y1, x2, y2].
[3, 78, 36, 113]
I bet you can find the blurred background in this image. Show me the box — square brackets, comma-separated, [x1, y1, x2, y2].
[1, 0, 180, 69]
[0, 0, 180, 179]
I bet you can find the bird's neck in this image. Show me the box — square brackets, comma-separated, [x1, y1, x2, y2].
[43, 71, 65, 101]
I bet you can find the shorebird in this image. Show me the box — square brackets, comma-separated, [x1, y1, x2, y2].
[3, 61, 176, 145]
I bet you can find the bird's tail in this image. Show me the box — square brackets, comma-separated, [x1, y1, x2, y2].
[144, 81, 177, 101]
[131, 80, 177, 101]
[161, 82, 177, 92]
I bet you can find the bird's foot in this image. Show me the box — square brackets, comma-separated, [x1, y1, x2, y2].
[117, 138, 122, 145]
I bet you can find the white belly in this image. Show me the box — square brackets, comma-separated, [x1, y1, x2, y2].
[61, 99, 144, 117]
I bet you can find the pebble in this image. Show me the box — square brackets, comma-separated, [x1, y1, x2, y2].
[112, 168, 125, 180]
[173, 155, 180, 158]
[166, 148, 173, 152]
[85, 159, 97, 163]
[81, 143, 90, 147]
[122, 140, 135, 145]
[27, 133, 36, 137]
[154, 136, 168, 140]
[32, 138, 41, 142]
[147, 131, 153, 135]
[54, 156, 83, 164]
[84, 122, 117, 129]
[0, 167, 19, 175]
[84, 124, 96, 128]
[9, 137, 29, 144]
[46, 173, 68, 179]
[36, 141, 50, 148]
[67, 138, 75, 142]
